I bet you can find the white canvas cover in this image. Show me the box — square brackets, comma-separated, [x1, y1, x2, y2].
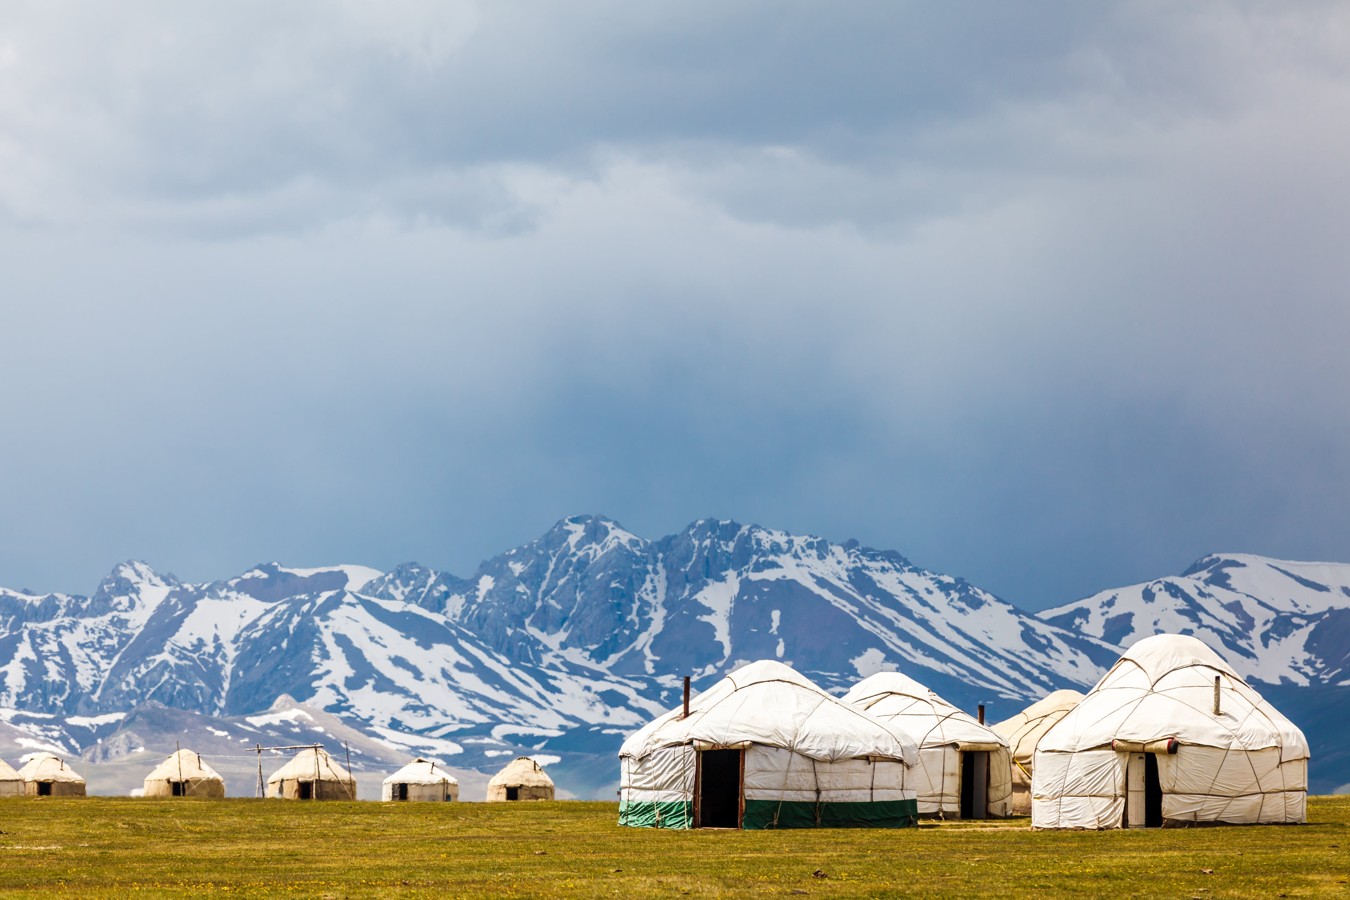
[18, 754, 86, 797]
[266, 747, 357, 800]
[619, 660, 920, 828]
[1033, 634, 1309, 829]
[843, 671, 1013, 817]
[143, 749, 226, 798]
[990, 689, 1084, 815]
[486, 757, 554, 801]
[0, 757, 23, 797]
[383, 758, 459, 801]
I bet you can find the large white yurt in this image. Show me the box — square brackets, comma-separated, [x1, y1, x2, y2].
[18, 754, 87, 797]
[619, 660, 920, 830]
[486, 757, 555, 802]
[383, 758, 459, 802]
[142, 749, 226, 798]
[843, 671, 1012, 819]
[0, 758, 23, 797]
[267, 747, 357, 801]
[1033, 634, 1308, 829]
[990, 689, 1084, 816]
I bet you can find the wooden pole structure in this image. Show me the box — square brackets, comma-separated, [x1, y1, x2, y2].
[1213, 676, 1221, 715]
[176, 740, 183, 796]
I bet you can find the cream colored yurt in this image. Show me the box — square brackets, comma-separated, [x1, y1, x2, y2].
[0, 758, 23, 797]
[843, 671, 1012, 819]
[383, 758, 459, 802]
[486, 757, 554, 802]
[990, 689, 1084, 815]
[619, 660, 920, 830]
[18, 754, 86, 797]
[1033, 634, 1308, 829]
[267, 747, 357, 801]
[142, 749, 226, 798]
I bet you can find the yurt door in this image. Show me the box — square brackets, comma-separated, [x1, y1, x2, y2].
[1124, 753, 1163, 828]
[695, 749, 744, 828]
[959, 751, 990, 820]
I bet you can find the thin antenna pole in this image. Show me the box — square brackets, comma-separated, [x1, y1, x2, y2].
[176, 740, 183, 796]
[256, 745, 264, 798]
[345, 741, 355, 801]
[683, 676, 691, 719]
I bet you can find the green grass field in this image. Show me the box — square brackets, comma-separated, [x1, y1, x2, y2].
[0, 796, 1346, 898]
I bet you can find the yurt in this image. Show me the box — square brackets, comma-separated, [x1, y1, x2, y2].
[619, 660, 920, 830]
[0, 758, 23, 797]
[990, 689, 1084, 815]
[383, 758, 459, 802]
[843, 671, 1012, 819]
[142, 749, 226, 798]
[486, 757, 554, 802]
[18, 754, 86, 797]
[267, 747, 357, 801]
[1033, 634, 1308, 829]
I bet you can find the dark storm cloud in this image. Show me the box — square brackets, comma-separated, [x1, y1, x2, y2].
[1, 1, 1348, 609]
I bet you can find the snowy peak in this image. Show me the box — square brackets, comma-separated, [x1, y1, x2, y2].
[1039, 553, 1350, 686]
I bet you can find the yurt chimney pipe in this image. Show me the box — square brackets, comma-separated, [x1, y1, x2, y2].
[682, 676, 691, 719]
[977, 704, 985, 725]
[1214, 676, 1221, 715]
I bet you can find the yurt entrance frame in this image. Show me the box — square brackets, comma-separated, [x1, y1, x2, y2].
[959, 751, 990, 820]
[694, 748, 744, 829]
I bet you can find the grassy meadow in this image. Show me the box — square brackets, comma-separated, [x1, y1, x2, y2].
[0, 795, 1346, 898]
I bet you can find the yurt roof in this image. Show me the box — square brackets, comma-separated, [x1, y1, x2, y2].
[1038, 634, 1308, 757]
[266, 747, 355, 785]
[17, 754, 86, 783]
[145, 749, 224, 783]
[620, 659, 919, 765]
[487, 757, 554, 789]
[384, 758, 458, 786]
[0, 757, 21, 782]
[842, 671, 1008, 750]
[990, 689, 1084, 764]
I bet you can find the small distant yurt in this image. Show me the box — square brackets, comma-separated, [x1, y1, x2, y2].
[383, 758, 459, 802]
[0, 758, 23, 797]
[18, 754, 86, 797]
[267, 747, 357, 801]
[990, 689, 1084, 815]
[486, 757, 554, 802]
[843, 671, 1012, 819]
[142, 749, 226, 798]
[619, 660, 920, 830]
[1033, 634, 1309, 829]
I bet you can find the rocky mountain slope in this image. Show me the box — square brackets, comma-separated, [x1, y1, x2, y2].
[0, 518, 1344, 795]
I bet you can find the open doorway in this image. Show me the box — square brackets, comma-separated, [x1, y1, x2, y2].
[1144, 753, 1163, 828]
[395, 783, 409, 801]
[1124, 753, 1165, 827]
[696, 749, 743, 828]
[298, 781, 313, 800]
[959, 751, 990, 819]
[171, 781, 186, 797]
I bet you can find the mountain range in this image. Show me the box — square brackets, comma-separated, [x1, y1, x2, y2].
[1, 515, 1346, 796]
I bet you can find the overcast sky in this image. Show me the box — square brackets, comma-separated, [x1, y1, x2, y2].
[2, 1, 1348, 609]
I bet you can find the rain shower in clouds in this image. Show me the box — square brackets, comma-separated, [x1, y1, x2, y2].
[2, 1, 1349, 612]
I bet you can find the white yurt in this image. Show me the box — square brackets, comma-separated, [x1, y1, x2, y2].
[18, 754, 87, 797]
[843, 671, 1012, 819]
[267, 747, 357, 801]
[383, 758, 459, 802]
[142, 749, 226, 798]
[0, 758, 23, 797]
[1033, 634, 1308, 829]
[990, 689, 1084, 815]
[486, 757, 555, 802]
[619, 660, 920, 830]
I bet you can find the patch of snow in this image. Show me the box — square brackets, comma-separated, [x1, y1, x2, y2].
[851, 648, 897, 678]
[65, 712, 126, 728]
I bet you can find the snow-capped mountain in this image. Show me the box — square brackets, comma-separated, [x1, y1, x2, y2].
[0, 519, 1346, 795]
[1038, 553, 1350, 686]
